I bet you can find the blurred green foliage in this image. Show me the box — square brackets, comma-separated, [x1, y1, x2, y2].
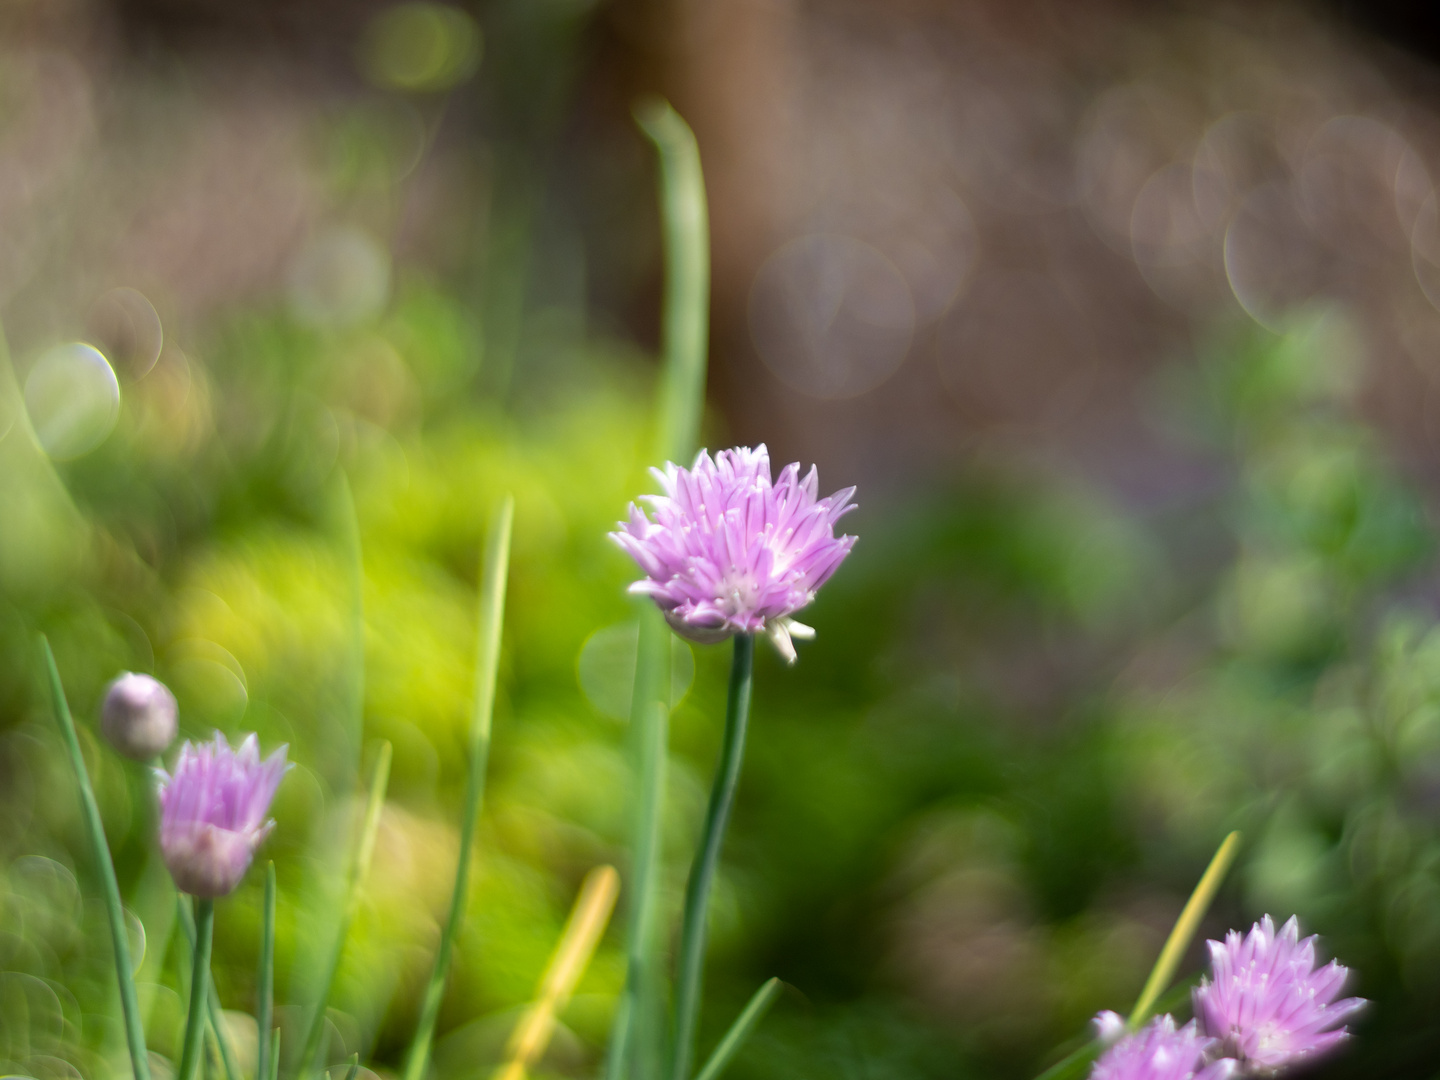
[3, 201, 1440, 1080]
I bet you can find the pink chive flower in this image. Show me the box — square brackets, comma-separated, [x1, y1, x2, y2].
[1089, 1014, 1236, 1080]
[156, 732, 289, 897]
[1193, 915, 1364, 1071]
[610, 445, 857, 663]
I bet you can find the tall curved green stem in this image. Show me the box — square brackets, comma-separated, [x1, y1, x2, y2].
[670, 635, 754, 1080]
[402, 496, 513, 1080]
[177, 898, 215, 1080]
[298, 742, 392, 1076]
[608, 96, 711, 1080]
[41, 636, 152, 1080]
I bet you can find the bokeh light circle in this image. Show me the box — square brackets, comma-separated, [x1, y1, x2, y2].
[288, 226, 392, 328]
[749, 233, 915, 400]
[23, 342, 120, 460]
[360, 2, 482, 93]
[577, 622, 694, 721]
[86, 286, 163, 379]
[1224, 183, 1332, 331]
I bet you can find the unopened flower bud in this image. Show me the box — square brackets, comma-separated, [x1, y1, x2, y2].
[101, 672, 178, 761]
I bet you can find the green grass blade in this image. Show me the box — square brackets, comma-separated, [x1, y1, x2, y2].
[299, 741, 393, 1077]
[270, 1028, 282, 1080]
[1127, 831, 1242, 1030]
[343, 1053, 360, 1080]
[40, 636, 152, 1080]
[402, 496, 514, 1080]
[259, 862, 276, 1080]
[177, 898, 215, 1080]
[634, 97, 710, 466]
[670, 635, 755, 1080]
[691, 978, 782, 1080]
[609, 97, 711, 1080]
[336, 472, 366, 805]
[176, 893, 241, 1080]
[1031, 1040, 1102, 1080]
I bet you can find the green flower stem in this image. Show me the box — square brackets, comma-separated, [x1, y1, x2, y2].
[692, 978, 782, 1080]
[258, 862, 276, 1080]
[1127, 830, 1242, 1030]
[176, 893, 240, 1080]
[40, 636, 152, 1080]
[298, 742, 393, 1077]
[670, 634, 755, 1080]
[177, 897, 215, 1080]
[401, 496, 513, 1080]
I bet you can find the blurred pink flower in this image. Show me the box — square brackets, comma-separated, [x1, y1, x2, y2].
[611, 445, 856, 663]
[156, 732, 289, 897]
[1193, 915, 1364, 1071]
[1090, 1014, 1235, 1080]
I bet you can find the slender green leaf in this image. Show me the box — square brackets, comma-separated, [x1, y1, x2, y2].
[692, 978, 782, 1080]
[609, 97, 711, 1080]
[40, 636, 151, 1080]
[1032, 1040, 1101, 1080]
[635, 97, 710, 467]
[1127, 831, 1242, 1029]
[401, 495, 513, 1080]
[299, 742, 393, 1076]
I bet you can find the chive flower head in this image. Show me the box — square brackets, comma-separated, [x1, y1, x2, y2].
[1089, 1014, 1235, 1080]
[156, 732, 289, 897]
[1193, 915, 1363, 1071]
[611, 445, 856, 663]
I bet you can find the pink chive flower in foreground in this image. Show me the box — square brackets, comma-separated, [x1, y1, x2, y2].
[1193, 915, 1364, 1072]
[156, 732, 289, 897]
[610, 445, 857, 663]
[1089, 1014, 1236, 1080]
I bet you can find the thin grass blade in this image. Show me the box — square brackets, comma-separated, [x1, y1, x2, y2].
[343, 1054, 360, 1080]
[691, 978, 782, 1080]
[496, 866, 621, 1080]
[1032, 1040, 1102, 1080]
[299, 741, 393, 1077]
[402, 495, 514, 1080]
[40, 636, 152, 1080]
[1127, 831, 1242, 1030]
[634, 97, 710, 467]
[609, 97, 711, 1080]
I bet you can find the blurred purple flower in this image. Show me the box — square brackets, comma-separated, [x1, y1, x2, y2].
[1193, 915, 1364, 1071]
[610, 445, 856, 663]
[1090, 1015, 1235, 1080]
[156, 732, 289, 897]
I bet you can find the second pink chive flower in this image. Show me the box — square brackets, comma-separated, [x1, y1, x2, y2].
[611, 444, 857, 663]
[1090, 1015, 1235, 1080]
[156, 732, 289, 897]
